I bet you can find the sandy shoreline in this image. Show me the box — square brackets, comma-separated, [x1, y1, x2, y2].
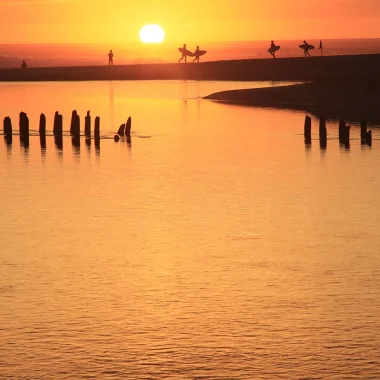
[1, 54, 380, 82]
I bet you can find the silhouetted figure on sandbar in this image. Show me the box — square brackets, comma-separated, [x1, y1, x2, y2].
[178, 44, 188, 63]
[270, 41, 276, 58]
[21, 60, 27, 69]
[319, 40, 323, 56]
[193, 46, 201, 63]
[108, 50, 114, 66]
[303, 40, 311, 57]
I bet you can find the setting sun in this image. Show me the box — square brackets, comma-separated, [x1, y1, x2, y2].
[139, 24, 165, 43]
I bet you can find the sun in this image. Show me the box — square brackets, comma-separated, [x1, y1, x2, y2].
[139, 24, 165, 43]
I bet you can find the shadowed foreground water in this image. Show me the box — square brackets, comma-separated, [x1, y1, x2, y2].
[0, 81, 380, 379]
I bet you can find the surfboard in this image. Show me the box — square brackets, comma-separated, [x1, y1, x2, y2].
[193, 50, 207, 57]
[178, 48, 194, 57]
[299, 44, 314, 50]
[268, 46, 280, 53]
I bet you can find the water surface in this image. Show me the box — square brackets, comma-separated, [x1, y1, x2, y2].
[1, 81, 380, 379]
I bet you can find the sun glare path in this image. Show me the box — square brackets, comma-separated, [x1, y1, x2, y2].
[139, 24, 165, 43]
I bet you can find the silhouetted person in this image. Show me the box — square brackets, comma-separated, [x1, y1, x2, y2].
[270, 40, 276, 58]
[193, 46, 201, 63]
[21, 60, 27, 69]
[303, 40, 311, 57]
[108, 50, 114, 66]
[178, 44, 187, 63]
[319, 40, 323, 56]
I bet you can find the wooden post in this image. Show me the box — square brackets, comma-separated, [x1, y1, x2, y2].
[4, 117, 12, 145]
[339, 120, 345, 143]
[53, 111, 59, 136]
[125, 117, 131, 140]
[304, 115, 311, 143]
[39, 113, 46, 147]
[19, 112, 26, 143]
[85, 111, 91, 138]
[344, 125, 351, 148]
[360, 121, 368, 142]
[55, 114, 63, 148]
[19, 112, 29, 147]
[70, 110, 80, 137]
[319, 116, 327, 148]
[94, 116, 100, 147]
[117, 123, 125, 136]
[366, 130, 372, 146]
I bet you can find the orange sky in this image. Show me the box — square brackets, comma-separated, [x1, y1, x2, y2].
[1, 0, 380, 43]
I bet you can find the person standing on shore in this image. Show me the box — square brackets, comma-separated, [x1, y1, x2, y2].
[108, 50, 114, 66]
[21, 60, 27, 69]
[319, 40, 323, 56]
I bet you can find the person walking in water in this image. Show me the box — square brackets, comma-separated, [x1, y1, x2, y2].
[108, 50, 114, 66]
[303, 40, 311, 57]
[319, 40, 323, 56]
[193, 46, 201, 63]
[178, 44, 188, 63]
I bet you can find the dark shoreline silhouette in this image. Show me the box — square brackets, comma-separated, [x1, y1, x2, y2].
[204, 80, 380, 122]
[1, 54, 380, 82]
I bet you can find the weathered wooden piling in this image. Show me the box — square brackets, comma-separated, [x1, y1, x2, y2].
[54, 114, 63, 148]
[19, 112, 29, 147]
[39, 113, 46, 147]
[366, 130, 372, 146]
[94, 116, 100, 147]
[304, 115, 311, 143]
[117, 124, 125, 136]
[85, 111, 91, 138]
[70, 110, 80, 138]
[360, 121, 368, 141]
[343, 125, 351, 148]
[319, 116, 327, 148]
[338, 119, 345, 143]
[125, 117, 131, 140]
[4, 117, 12, 144]
[53, 111, 59, 136]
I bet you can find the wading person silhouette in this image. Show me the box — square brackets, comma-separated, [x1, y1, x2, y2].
[108, 50, 114, 66]
[178, 44, 188, 63]
[319, 40, 323, 56]
[193, 46, 201, 62]
[303, 40, 311, 57]
[21, 60, 27, 69]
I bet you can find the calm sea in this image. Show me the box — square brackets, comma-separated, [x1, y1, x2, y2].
[1, 80, 380, 379]
[1, 38, 380, 67]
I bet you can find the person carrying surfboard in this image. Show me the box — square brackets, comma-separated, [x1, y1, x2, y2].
[270, 41, 276, 58]
[193, 46, 201, 63]
[178, 44, 188, 63]
[303, 41, 311, 57]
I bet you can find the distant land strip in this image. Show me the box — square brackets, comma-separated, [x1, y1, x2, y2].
[1, 54, 380, 82]
[204, 81, 380, 122]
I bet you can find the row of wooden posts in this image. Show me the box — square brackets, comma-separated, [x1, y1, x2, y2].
[304, 116, 373, 148]
[3, 111, 132, 148]
[3, 111, 101, 148]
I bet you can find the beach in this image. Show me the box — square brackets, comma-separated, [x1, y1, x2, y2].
[1, 53, 380, 82]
